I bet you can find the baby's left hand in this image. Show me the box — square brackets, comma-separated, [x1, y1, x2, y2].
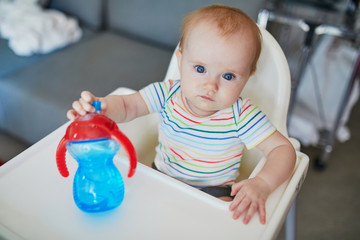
[229, 176, 271, 224]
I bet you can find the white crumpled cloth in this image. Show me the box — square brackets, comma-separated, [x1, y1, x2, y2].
[288, 35, 359, 146]
[0, 1, 82, 56]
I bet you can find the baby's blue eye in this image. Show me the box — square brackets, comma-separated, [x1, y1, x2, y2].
[223, 73, 235, 81]
[195, 65, 206, 73]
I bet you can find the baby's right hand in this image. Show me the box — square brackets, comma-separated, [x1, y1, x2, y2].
[67, 91, 107, 121]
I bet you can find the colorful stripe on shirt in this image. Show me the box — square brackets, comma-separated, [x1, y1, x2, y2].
[139, 79, 275, 187]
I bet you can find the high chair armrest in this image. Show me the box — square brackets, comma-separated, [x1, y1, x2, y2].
[264, 151, 309, 238]
[248, 150, 309, 238]
[289, 137, 301, 151]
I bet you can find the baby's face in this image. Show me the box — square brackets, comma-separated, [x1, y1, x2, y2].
[176, 21, 256, 116]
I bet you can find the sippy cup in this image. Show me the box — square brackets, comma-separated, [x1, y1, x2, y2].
[56, 101, 137, 212]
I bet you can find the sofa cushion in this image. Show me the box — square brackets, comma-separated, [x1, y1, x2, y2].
[106, 0, 265, 49]
[0, 27, 96, 78]
[48, 0, 104, 30]
[0, 32, 172, 143]
[0, 38, 46, 77]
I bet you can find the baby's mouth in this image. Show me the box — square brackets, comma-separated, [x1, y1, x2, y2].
[200, 95, 214, 102]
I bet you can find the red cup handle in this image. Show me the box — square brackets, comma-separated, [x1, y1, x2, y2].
[56, 137, 69, 177]
[111, 130, 137, 178]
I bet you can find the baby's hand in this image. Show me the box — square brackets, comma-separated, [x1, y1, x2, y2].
[229, 176, 271, 224]
[67, 91, 107, 120]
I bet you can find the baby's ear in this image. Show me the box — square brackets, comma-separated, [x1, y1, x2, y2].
[175, 49, 182, 71]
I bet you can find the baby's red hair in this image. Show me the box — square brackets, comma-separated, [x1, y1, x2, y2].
[180, 5, 262, 73]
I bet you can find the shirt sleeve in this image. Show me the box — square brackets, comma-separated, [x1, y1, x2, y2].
[235, 98, 276, 149]
[139, 79, 173, 113]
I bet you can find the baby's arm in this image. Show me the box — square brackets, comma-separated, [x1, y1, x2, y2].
[229, 130, 296, 224]
[67, 90, 149, 122]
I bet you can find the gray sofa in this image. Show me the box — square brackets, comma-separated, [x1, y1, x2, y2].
[0, 0, 264, 144]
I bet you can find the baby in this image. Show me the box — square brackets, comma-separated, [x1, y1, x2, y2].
[68, 5, 296, 225]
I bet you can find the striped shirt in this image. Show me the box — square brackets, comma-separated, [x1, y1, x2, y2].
[140, 79, 276, 188]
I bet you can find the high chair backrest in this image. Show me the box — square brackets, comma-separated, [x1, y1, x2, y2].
[162, 27, 292, 178]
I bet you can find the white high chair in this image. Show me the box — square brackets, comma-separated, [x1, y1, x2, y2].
[0, 27, 309, 240]
[114, 27, 309, 239]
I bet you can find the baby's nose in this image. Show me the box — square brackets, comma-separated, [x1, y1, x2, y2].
[203, 76, 218, 93]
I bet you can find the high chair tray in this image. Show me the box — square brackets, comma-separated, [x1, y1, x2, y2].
[0, 123, 308, 240]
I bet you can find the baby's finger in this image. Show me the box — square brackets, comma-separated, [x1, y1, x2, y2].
[259, 202, 266, 224]
[67, 109, 79, 121]
[99, 98, 107, 112]
[72, 100, 86, 116]
[79, 97, 95, 112]
[230, 181, 244, 196]
[232, 197, 251, 220]
[80, 91, 95, 103]
[243, 202, 258, 224]
[229, 190, 246, 211]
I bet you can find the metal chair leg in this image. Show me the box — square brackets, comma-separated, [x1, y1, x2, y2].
[285, 199, 297, 240]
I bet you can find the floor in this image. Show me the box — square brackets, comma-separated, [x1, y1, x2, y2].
[278, 98, 360, 239]
[0, 133, 29, 166]
[0, 99, 359, 239]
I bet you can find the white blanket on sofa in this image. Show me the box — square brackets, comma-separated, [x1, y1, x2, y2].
[0, 1, 82, 56]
